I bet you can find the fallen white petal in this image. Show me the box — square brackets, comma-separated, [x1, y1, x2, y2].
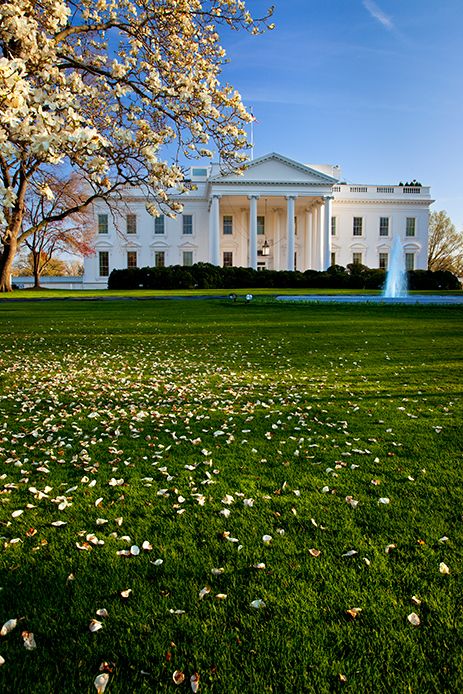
[0, 619, 17, 636]
[22, 631, 36, 650]
[190, 672, 200, 693]
[407, 612, 420, 626]
[94, 673, 109, 693]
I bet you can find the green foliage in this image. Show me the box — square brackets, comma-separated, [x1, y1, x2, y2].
[0, 299, 462, 692]
[108, 263, 461, 292]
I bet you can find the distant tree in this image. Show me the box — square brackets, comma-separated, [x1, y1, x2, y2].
[0, 1, 274, 291]
[20, 173, 95, 288]
[13, 251, 68, 277]
[428, 210, 463, 277]
[66, 259, 84, 276]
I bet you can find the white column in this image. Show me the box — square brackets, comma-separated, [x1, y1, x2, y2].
[286, 195, 296, 271]
[311, 205, 317, 270]
[248, 195, 259, 270]
[323, 196, 333, 270]
[273, 208, 281, 271]
[317, 201, 324, 270]
[240, 208, 247, 266]
[305, 208, 312, 270]
[209, 194, 221, 265]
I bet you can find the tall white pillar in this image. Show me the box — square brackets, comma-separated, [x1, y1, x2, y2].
[317, 201, 324, 270]
[240, 208, 247, 266]
[248, 195, 259, 269]
[311, 205, 318, 270]
[305, 208, 312, 270]
[209, 194, 221, 265]
[286, 195, 296, 271]
[273, 208, 281, 271]
[323, 196, 333, 270]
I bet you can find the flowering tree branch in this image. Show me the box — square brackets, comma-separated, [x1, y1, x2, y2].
[0, 0, 274, 290]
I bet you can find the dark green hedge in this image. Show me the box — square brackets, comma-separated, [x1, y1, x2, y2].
[108, 263, 461, 291]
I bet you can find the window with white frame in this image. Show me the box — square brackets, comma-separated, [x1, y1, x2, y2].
[182, 214, 193, 235]
[223, 215, 233, 235]
[352, 251, 363, 265]
[379, 252, 388, 270]
[154, 251, 165, 268]
[126, 213, 137, 235]
[406, 217, 416, 236]
[182, 251, 193, 267]
[223, 251, 233, 267]
[405, 252, 415, 271]
[379, 217, 389, 236]
[154, 215, 165, 235]
[331, 217, 337, 236]
[353, 217, 363, 236]
[98, 214, 108, 234]
[257, 216, 265, 235]
[99, 251, 109, 276]
[330, 251, 336, 266]
[127, 251, 137, 268]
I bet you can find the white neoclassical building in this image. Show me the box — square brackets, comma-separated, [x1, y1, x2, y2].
[83, 152, 433, 287]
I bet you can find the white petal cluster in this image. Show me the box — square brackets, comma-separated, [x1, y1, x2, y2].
[0, 0, 274, 286]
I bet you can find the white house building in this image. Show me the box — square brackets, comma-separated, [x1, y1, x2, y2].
[83, 152, 433, 288]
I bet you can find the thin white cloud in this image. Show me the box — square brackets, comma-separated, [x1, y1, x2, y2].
[363, 0, 394, 30]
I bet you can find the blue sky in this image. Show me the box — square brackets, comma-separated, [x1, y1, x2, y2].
[219, 1, 463, 227]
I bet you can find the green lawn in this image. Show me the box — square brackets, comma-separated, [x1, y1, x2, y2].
[0, 298, 462, 692]
[2, 287, 463, 300]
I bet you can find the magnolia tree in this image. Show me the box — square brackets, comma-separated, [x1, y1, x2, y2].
[0, 0, 274, 291]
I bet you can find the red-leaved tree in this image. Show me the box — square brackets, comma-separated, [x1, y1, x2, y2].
[22, 172, 95, 287]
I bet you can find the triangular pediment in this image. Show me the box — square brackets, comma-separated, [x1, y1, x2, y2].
[211, 153, 338, 185]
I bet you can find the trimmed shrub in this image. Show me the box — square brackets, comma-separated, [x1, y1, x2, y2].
[108, 264, 461, 291]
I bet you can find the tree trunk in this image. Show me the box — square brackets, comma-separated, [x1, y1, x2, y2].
[32, 250, 41, 289]
[0, 237, 18, 292]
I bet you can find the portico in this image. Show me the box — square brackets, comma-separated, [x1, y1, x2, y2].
[207, 153, 338, 272]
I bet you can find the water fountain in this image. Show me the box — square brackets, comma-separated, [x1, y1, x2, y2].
[277, 233, 463, 304]
[383, 236, 407, 299]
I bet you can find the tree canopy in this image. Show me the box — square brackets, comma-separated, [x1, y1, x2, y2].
[0, 0, 274, 290]
[428, 210, 463, 277]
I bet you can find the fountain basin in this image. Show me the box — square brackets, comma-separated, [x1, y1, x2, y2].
[276, 295, 463, 305]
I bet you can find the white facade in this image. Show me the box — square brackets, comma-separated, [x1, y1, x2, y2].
[83, 153, 433, 288]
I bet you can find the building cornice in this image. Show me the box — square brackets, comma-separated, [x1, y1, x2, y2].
[210, 180, 331, 188]
[333, 198, 434, 207]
